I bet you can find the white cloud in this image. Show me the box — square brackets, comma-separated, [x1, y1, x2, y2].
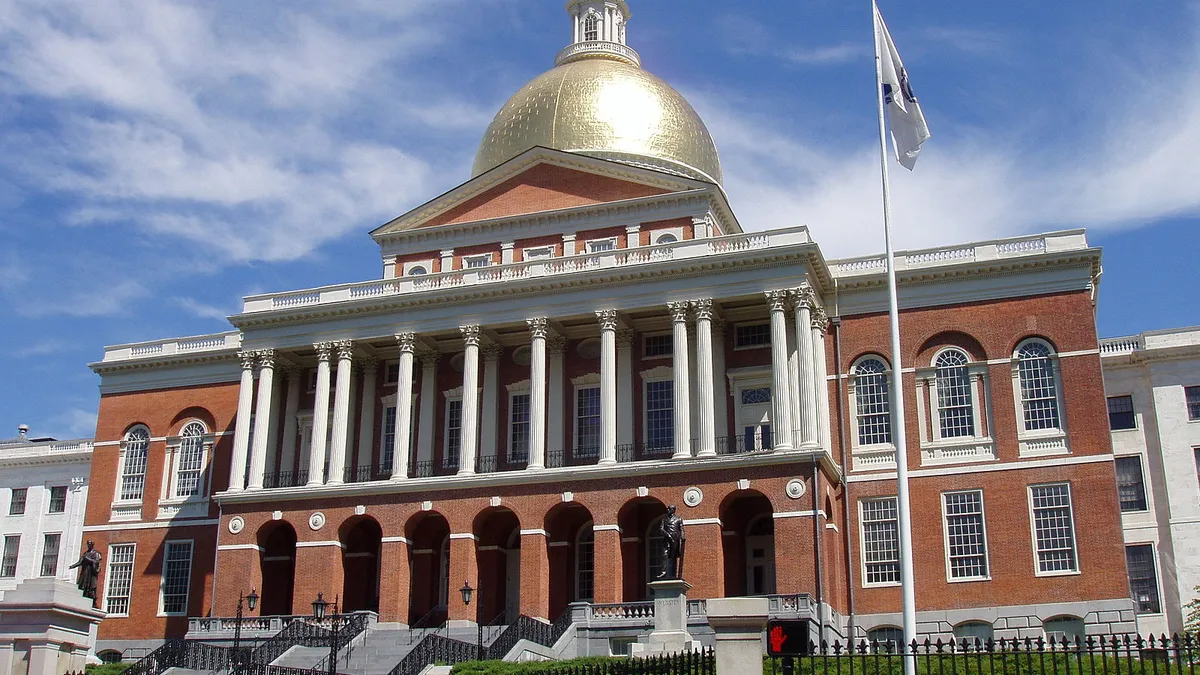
[15, 340, 71, 357]
[44, 407, 98, 439]
[16, 278, 147, 318]
[173, 297, 231, 322]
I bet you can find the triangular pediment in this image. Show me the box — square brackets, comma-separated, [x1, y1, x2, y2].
[371, 147, 715, 238]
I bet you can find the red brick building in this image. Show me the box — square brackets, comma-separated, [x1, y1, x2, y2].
[82, 0, 1134, 656]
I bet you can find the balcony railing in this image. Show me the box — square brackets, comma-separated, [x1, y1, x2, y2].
[344, 465, 392, 483]
[263, 470, 309, 489]
[831, 230, 1088, 278]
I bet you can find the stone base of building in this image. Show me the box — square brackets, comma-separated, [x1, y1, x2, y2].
[0, 578, 106, 675]
[853, 598, 1138, 642]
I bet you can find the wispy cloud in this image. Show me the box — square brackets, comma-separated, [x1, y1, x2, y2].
[917, 26, 1010, 59]
[15, 340, 71, 358]
[44, 407, 98, 439]
[174, 296, 231, 322]
[16, 278, 148, 318]
[719, 14, 865, 67]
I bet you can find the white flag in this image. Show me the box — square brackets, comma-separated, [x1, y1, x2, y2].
[875, 3, 930, 170]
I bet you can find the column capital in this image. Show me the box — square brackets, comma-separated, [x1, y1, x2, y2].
[255, 349, 277, 369]
[667, 301, 690, 322]
[359, 355, 379, 372]
[314, 342, 334, 362]
[548, 335, 569, 355]
[711, 316, 728, 335]
[527, 317, 550, 340]
[764, 290, 789, 312]
[811, 306, 829, 335]
[396, 332, 418, 354]
[238, 350, 258, 370]
[333, 340, 355, 361]
[790, 284, 817, 311]
[616, 328, 637, 348]
[482, 341, 504, 363]
[283, 365, 304, 380]
[417, 348, 440, 366]
[460, 325, 481, 347]
[691, 298, 714, 321]
[596, 309, 619, 331]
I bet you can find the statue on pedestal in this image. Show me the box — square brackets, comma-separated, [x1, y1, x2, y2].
[68, 540, 102, 608]
[655, 505, 685, 580]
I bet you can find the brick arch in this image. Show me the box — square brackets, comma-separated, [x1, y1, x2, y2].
[616, 496, 667, 600]
[168, 407, 216, 435]
[472, 507, 521, 623]
[121, 421, 152, 437]
[719, 489, 775, 597]
[256, 520, 298, 616]
[404, 511, 450, 623]
[845, 349, 894, 374]
[543, 501, 594, 619]
[916, 330, 988, 364]
[1009, 333, 1061, 356]
[339, 515, 382, 613]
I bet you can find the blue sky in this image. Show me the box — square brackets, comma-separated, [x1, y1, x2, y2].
[1, 1, 1197, 439]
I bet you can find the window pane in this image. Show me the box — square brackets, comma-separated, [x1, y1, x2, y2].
[41, 534, 61, 577]
[645, 381, 674, 452]
[855, 359, 892, 445]
[9, 488, 26, 515]
[444, 401, 462, 468]
[48, 486, 67, 514]
[381, 406, 397, 468]
[1017, 343, 1060, 431]
[740, 387, 771, 405]
[1114, 456, 1148, 512]
[576, 387, 601, 456]
[105, 544, 136, 615]
[862, 498, 900, 584]
[1030, 484, 1077, 573]
[944, 491, 988, 579]
[643, 335, 673, 357]
[1107, 395, 1136, 430]
[575, 528, 594, 602]
[735, 324, 771, 348]
[510, 394, 530, 461]
[1125, 544, 1160, 614]
[121, 428, 149, 501]
[175, 422, 206, 498]
[1, 536, 20, 578]
[935, 351, 975, 438]
[1186, 386, 1200, 421]
[161, 541, 193, 614]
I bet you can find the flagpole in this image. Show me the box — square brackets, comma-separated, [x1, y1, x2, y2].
[872, 1, 917, 672]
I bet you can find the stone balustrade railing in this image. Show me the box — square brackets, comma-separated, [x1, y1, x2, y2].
[831, 230, 1086, 278]
[1099, 335, 1143, 355]
[555, 41, 641, 66]
[101, 332, 241, 363]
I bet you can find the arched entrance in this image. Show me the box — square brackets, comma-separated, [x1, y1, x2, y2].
[405, 511, 450, 624]
[720, 491, 775, 596]
[257, 522, 297, 616]
[545, 502, 594, 619]
[617, 497, 667, 600]
[473, 508, 521, 624]
[340, 516, 382, 612]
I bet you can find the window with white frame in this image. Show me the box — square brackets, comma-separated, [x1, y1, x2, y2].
[643, 334, 673, 358]
[734, 323, 771, 349]
[48, 486, 67, 513]
[1029, 483, 1078, 574]
[444, 399, 463, 468]
[654, 233, 678, 245]
[866, 626, 904, 651]
[119, 426, 150, 501]
[586, 238, 616, 253]
[1125, 544, 1160, 613]
[575, 525, 594, 602]
[385, 361, 400, 384]
[160, 540, 193, 615]
[524, 246, 555, 261]
[510, 393, 531, 461]
[1114, 456, 1148, 512]
[645, 379, 674, 452]
[1186, 386, 1200, 421]
[9, 488, 26, 515]
[171, 421, 207, 499]
[104, 543, 135, 615]
[935, 349, 975, 438]
[1107, 395, 1135, 430]
[40, 533, 60, 577]
[463, 254, 491, 269]
[1042, 616, 1084, 643]
[853, 357, 892, 446]
[583, 12, 599, 41]
[381, 405, 397, 469]
[1, 535, 19, 577]
[407, 265, 428, 276]
[861, 498, 900, 585]
[953, 621, 994, 644]
[943, 491, 989, 580]
[1015, 340, 1062, 431]
[575, 387, 601, 456]
[738, 386, 773, 451]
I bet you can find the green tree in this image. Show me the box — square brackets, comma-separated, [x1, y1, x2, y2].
[1185, 585, 1200, 635]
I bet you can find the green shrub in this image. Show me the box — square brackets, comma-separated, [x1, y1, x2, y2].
[762, 653, 1192, 675]
[451, 656, 626, 674]
[85, 664, 133, 675]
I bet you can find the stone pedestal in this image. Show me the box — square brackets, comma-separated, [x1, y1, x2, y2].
[0, 579, 106, 675]
[630, 579, 696, 656]
[706, 597, 769, 675]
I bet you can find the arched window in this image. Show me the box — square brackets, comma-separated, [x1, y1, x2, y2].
[1042, 615, 1084, 644]
[583, 12, 600, 41]
[866, 626, 904, 652]
[935, 349, 975, 438]
[646, 515, 665, 583]
[575, 524, 594, 602]
[408, 266, 427, 276]
[1016, 340, 1061, 431]
[953, 620, 994, 646]
[120, 426, 150, 501]
[655, 233, 678, 245]
[173, 421, 207, 498]
[853, 357, 892, 446]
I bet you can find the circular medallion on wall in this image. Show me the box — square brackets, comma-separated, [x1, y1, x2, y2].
[228, 516, 245, 534]
[450, 353, 465, 373]
[683, 487, 703, 507]
[309, 512, 326, 531]
[512, 346, 532, 366]
[576, 338, 601, 360]
[785, 479, 806, 500]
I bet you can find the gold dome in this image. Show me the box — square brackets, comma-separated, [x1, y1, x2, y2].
[472, 57, 723, 185]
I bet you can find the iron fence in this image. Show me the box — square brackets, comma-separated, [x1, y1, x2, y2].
[520, 648, 716, 674]
[262, 470, 309, 489]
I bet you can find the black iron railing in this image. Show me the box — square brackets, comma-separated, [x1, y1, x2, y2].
[713, 432, 774, 456]
[125, 640, 234, 675]
[344, 465, 392, 483]
[523, 647, 715, 674]
[389, 633, 477, 675]
[263, 470, 310, 489]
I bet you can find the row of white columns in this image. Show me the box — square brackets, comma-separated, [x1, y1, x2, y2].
[765, 286, 831, 451]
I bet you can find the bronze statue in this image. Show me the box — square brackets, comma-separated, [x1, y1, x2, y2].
[68, 540, 102, 608]
[655, 505, 686, 580]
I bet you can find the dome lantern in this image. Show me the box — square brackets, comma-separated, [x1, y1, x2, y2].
[557, 1, 640, 67]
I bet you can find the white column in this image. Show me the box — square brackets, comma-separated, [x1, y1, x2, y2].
[693, 300, 717, 457]
[765, 291, 794, 452]
[597, 310, 619, 465]
[326, 340, 354, 485]
[280, 368, 302, 475]
[308, 343, 334, 485]
[501, 242, 515, 265]
[712, 319, 729, 442]
[616, 329, 635, 453]
[667, 301, 693, 459]
[480, 343, 502, 471]
[229, 351, 256, 492]
[811, 308, 832, 451]
[416, 352, 439, 469]
[356, 357, 379, 475]
[527, 319, 549, 470]
[625, 225, 641, 249]
[393, 334, 417, 480]
[439, 249, 454, 271]
[792, 288, 819, 448]
[688, 321, 699, 445]
[458, 326, 481, 475]
[547, 336, 567, 456]
[787, 320, 803, 449]
[247, 349, 276, 489]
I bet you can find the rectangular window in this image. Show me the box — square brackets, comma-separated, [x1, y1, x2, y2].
[524, 246, 554, 260]
[1125, 544, 1161, 614]
[943, 491, 989, 580]
[643, 334, 673, 358]
[1114, 456, 1148, 512]
[575, 387, 601, 456]
[40, 533, 61, 577]
[105, 543, 136, 615]
[1195, 447, 1200, 490]
[444, 400, 462, 468]
[861, 498, 900, 585]
[161, 540, 193, 615]
[464, 255, 491, 269]
[510, 393, 531, 461]
[9, 488, 26, 515]
[1030, 483, 1078, 574]
[121, 441, 149, 502]
[1107, 395, 1136, 430]
[1187, 386, 1200, 421]
[645, 380, 674, 452]
[47, 487, 67, 514]
[586, 238, 615, 253]
[385, 362, 400, 385]
[381, 406, 397, 468]
[1, 535, 19, 578]
[735, 323, 771, 348]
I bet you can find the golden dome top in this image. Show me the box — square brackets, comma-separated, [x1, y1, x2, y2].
[472, 56, 723, 185]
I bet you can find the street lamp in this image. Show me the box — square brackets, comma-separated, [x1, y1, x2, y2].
[459, 580, 482, 661]
[312, 593, 340, 675]
[232, 589, 259, 671]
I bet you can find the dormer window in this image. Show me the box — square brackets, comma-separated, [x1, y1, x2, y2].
[464, 255, 491, 269]
[584, 12, 600, 41]
[408, 266, 427, 276]
[586, 238, 616, 253]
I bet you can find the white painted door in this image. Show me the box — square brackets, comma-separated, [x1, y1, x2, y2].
[738, 386, 774, 451]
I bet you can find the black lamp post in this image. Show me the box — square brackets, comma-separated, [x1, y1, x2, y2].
[312, 593, 340, 675]
[232, 589, 259, 671]
[459, 580, 482, 661]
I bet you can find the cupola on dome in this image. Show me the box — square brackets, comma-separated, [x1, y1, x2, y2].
[472, 1, 723, 185]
